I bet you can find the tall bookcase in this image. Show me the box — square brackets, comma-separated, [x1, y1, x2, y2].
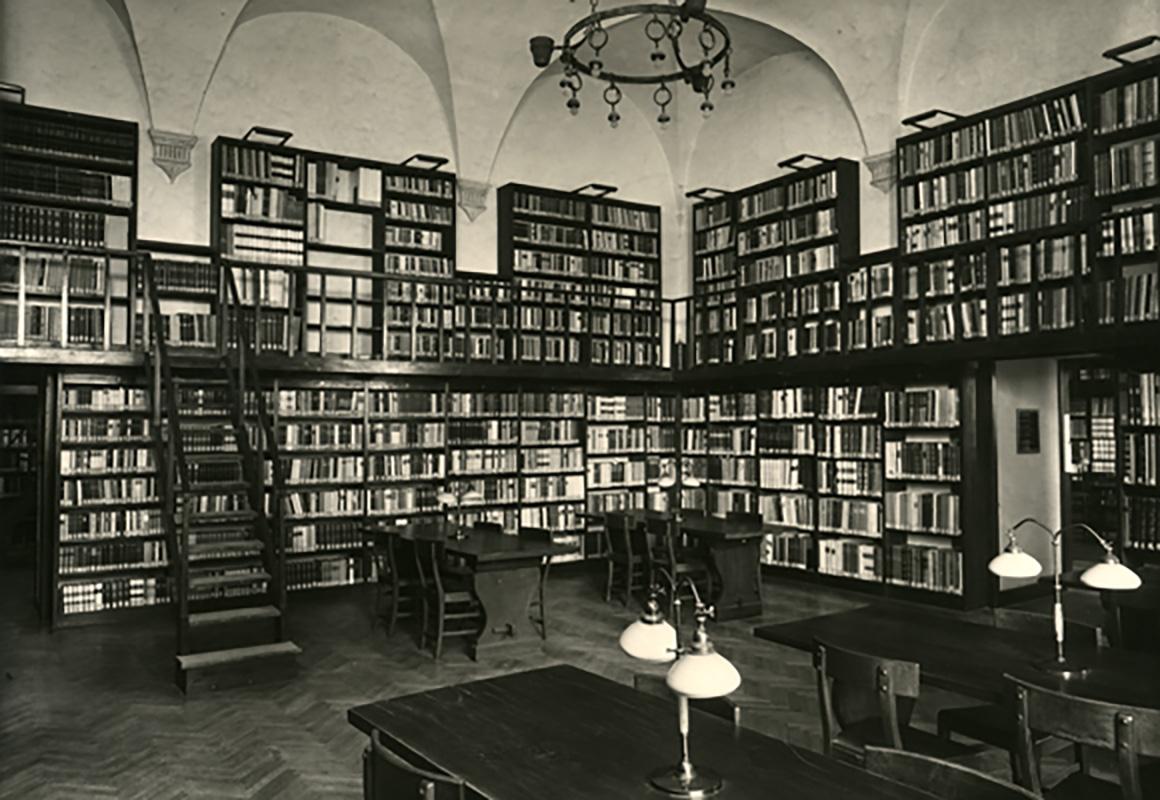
[0, 383, 39, 564]
[212, 135, 459, 361]
[0, 100, 138, 350]
[48, 374, 168, 627]
[688, 158, 861, 367]
[497, 183, 663, 368]
[756, 368, 993, 609]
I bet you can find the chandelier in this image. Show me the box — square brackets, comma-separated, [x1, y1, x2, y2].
[529, 0, 735, 129]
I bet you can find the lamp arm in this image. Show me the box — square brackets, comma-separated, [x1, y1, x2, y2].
[1059, 522, 1116, 554]
[1010, 516, 1058, 543]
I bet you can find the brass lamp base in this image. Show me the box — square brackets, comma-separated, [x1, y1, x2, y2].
[1037, 657, 1089, 679]
[648, 765, 723, 798]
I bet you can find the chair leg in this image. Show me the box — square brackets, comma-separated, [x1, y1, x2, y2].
[388, 581, 400, 637]
[538, 578, 547, 641]
[623, 562, 634, 607]
[419, 593, 429, 651]
[434, 597, 445, 661]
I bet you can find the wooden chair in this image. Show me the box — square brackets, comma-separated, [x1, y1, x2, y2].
[1011, 676, 1160, 799]
[632, 673, 777, 735]
[938, 609, 1105, 775]
[814, 639, 986, 765]
[603, 512, 651, 606]
[368, 532, 420, 638]
[644, 515, 713, 610]
[364, 729, 465, 800]
[520, 526, 553, 640]
[1101, 565, 1160, 654]
[413, 537, 483, 660]
[864, 746, 1038, 800]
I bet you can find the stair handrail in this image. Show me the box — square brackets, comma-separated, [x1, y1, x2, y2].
[222, 270, 289, 615]
[140, 254, 193, 646]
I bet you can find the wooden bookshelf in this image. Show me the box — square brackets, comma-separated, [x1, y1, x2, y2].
[497, 182, 663, 368]
[0, 383, 39, 565]
[50, 372, 169, 627]
[0, 101, 139, 352]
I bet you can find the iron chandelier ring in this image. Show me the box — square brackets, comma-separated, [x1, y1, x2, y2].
[559, 3, 731, 87]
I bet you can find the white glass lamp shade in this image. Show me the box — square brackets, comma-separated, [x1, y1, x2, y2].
[619, 618, 678, 663]
[683, 474, 702, 489]
[436, 491, 457, 507]
[665, 650, 741, 699]
[1080, 557, 1142, 591]
[988, 548, 1043, 579]
[657, 473, 677, 489]
[461, 488, 484, 504]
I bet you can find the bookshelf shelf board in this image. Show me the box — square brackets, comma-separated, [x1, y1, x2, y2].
[61, 468, 156, 478]
[817, 490, 884, 500]
[61, 437, 153, 447]
[283, 479, 368, 490]
[381, 189, 455, 207]
[0, 189, 132, 214]
[884, 423, 960, 431]
[816, 452, 881, 460]
[220, 214, 303, 229]
[306, 196, 376, 214]
[886, 474, 961, 483]
[59, 562, 169, 578]
[818, 570, 883, 584]
[365, 477, 441, 487]
[60, 498, 160, 510]
[1092, 118, 1160, 147]
[285, 512, 366, 523]
[220, 173, 302, 191]
[55, 602, 169, 628]
[989, 177, 1086, 205]
[817, 528, 883, 539]
[219, 256, 302, 269]
[886, 526, 961, 537]
[59, 533, 165, 545]
[901, 200, 988, 226]
[286, 546, 367, 557]
[988, 132, 1087, 161]
[307, 242, 377, 257]
[763, 522, 817, 534]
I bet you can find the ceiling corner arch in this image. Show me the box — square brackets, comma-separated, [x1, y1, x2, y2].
[195, 0, 458, 165]
[99, 0, 154, 125]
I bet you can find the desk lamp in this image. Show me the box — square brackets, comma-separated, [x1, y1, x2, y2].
[988, 517, 1141, 676]
[436, 483, 484, 541]
[620, 570, 741, 798]
[657, 463, 702, 521]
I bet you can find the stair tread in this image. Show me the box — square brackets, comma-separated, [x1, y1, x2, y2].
[177, 641, 300, 671]
[187, 605, 280, 627]
[189, 570, 271, 588]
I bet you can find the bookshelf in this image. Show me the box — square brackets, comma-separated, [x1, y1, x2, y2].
[0, 383, 39, 565]
[497, 183, 663, 368]
[447, 389, 521, 530]
[756, 369, 993, 609]
[586, 391, 648, 517]
[50, 373, 168, 627]
[705, 392, 758, 515]
[688, 158, 860, 367]
[520, 390, 586, 561]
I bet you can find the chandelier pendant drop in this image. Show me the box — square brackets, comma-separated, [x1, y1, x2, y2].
[529, 0, 735, 129]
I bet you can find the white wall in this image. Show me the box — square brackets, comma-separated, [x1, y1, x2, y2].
[993, 359, 1062, 591]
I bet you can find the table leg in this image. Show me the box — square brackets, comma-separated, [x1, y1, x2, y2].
[471, 564, 542, 659]
[708, 538, 763, 621]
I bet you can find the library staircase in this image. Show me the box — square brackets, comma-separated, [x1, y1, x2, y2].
[144, 262, 299, 694]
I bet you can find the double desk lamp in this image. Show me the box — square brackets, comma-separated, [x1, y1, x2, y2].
[436, 483, 483, 541]
[988, 516, 1142, 676]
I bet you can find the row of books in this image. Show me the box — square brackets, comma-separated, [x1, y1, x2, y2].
[153, 257, 217, 294]
[886, 544, 962, 593]
[287, 520, 363, 553]
[819, 497, 882, 536]
[900, 166, 984, 219]
[307, 162, 381, 206]
[1101, 209, 1156, 256]
[1, 159, 133, 206]
[898, 123, 987, 179]
[885, 387, 960, 427]
[988, 141, 1080, 198]
[277, 388, 363, 416]
[59, 539, 167, 573]
[368, 452, 444, 481]
[587, 459, 646, 488]
[2, 113, 135, 164]
[61, 447, 152, 475]
[1124, 431, 1160, 486]
[817, 423, 881, 457]
[221, 183, 303, 223]
[286, 555, 369, 590]
[221, 222, 304, 265]
[0, 202, 129, 249]
[1124, 495, 1160, 551]
[1123, 372, 1160, 426]
[1094, 136, 1157, 197]
[760, 491, 814, 528]
[61, 416, 150, 443]
[987, 92, 1085, 153]
[591, 205, 659, 233]
[818, 538, 881, 580]
[60, 576, 169, 615]
[63, 386, 147, 410]
[903, 209, 985, 253]
[512, 191, 586, 221]
[385, 174, 454, 200]
[522, 474, 585, 502]
[285, 488, 364, 518]
[448, 419, 519, 444]
[761, 531, 812, 568]
[817, 460, 883, 497]
[693, 199, 732, 230]
[220, 144, 303, 186]
[884, 489, 960, 535]
[383, 224, 443, 252]
[386, 198, 453, 225]
[59, 508, 162, 539]
[987, 187, 1085, 237]
[885, 441, 961, 481]
[450, 447, 518, 474]
[1096, 74, 1159, 134]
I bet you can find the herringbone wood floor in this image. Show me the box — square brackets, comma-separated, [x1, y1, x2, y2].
[0, 566, 1090, 799]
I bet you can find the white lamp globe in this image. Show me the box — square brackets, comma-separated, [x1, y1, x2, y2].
[666, 650, 741, 699]
[683, 474, 703, 489]
[658, 473, 677, 489]
[988, 548, 1043, 579]
[619, 618, 678, 663]
[1080, 556, 1142, 591]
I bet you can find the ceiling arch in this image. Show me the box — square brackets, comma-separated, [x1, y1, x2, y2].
[196, 0, 457, 163]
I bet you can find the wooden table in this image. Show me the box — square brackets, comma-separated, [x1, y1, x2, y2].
[348, 664, 934, 800]
[366, 522, 575, 658]
[678, 514, 765, 621]
[753, 603, 1160, 707]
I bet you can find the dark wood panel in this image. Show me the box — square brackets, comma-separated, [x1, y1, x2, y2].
[348, 665, 932, 800]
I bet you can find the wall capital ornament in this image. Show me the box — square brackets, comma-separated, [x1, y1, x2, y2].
[863, 150, 896, 194]
[149, 129, 197, 183]
[457, 178, 490, 222]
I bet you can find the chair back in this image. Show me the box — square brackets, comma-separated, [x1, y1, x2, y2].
[518, 526, 552, 546]
[1102, 565, 1160, 653]
[604, 512, 648, 562]
[814, 640, 921, 756]
[413, 538, 448, 597]
[1011, 676, 1160, 800]
[864, 746, 1038, 800]
[472, 520, 504, 536]
[991, 607, 1105, 649]
[725, 510, 762, 531]
[365, 729, 464, 800]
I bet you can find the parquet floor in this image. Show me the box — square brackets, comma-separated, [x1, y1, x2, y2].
[0, 566, 1092, 799]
